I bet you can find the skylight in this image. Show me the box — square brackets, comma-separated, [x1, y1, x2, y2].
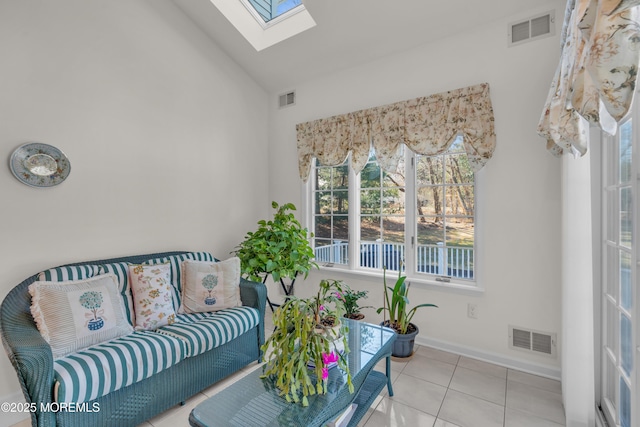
[210, 0, 315, 51]
[246, 0, 303, 23]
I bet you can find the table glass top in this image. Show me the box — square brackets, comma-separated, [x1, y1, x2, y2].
[190, 319, 395, 427]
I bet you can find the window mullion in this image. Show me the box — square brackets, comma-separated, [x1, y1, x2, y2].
[405, 150, 416, 275]
[376, 163, 386, 268]
[330, 169, 335, 263]
[441, 158, 448, 277]
[349, 159, 359, 270]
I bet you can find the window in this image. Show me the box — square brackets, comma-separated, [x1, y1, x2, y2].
[359, 150, 406, 271]
[599, 116, 637, 427]
[415, 137, 475, 279]
[309, 136, 477, 287]
[314, 159, 349, 265]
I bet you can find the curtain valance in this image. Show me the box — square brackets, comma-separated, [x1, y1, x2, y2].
[538, 0, 640, 156]
[296, 83, 496, 182]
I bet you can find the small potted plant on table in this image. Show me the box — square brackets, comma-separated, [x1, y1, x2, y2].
[340, 285, 372, 321]
[377, 266, 438, 358]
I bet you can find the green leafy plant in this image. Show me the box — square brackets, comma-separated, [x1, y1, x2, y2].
[377, 266, 437, 334]
[261, 280, 353, 406]
[338, 285, 372, 319]
[233, 201, 318, 284]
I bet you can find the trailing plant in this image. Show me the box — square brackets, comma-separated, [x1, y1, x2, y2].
[261, 280, 353, 406]
[377, 266, 438, 334]
[233, 201, 318, 283]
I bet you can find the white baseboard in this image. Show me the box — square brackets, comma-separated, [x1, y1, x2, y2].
[415, 335, 562, 381]
[0, 391, 29, 427]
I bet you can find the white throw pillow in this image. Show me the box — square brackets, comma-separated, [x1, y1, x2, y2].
[29, 273, 133, 359]
[179, 258, 242, 314]
[129, 263, 176, 330]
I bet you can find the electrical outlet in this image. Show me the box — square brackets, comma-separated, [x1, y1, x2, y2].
[467, 303, 478, 319]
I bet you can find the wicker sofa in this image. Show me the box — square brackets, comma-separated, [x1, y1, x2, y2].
[0, 251, 266, 427]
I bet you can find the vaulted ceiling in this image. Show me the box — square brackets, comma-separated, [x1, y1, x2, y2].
[173, 0, 554, 92]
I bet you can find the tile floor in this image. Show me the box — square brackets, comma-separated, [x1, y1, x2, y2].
[11, 320, 566, 427]
[362, 346, 565, 427]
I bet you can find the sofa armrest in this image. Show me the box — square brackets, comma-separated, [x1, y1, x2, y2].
[1, 278, 55, 427]
[239, 277, 267, 349]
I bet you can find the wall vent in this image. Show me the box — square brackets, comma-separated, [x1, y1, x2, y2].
[509, 325, 557, 357]
[508, 11, 555, 47]
[278, 90, 296, 108]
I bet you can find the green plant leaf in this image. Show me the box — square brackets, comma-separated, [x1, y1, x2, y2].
[232, 201, 318, 283]
[377, 264, 438, 333]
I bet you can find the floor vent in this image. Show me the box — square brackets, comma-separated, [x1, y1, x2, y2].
[509, 325, 557, 357]
[508, 11, 555, 47]
[278, 90, 296, 108]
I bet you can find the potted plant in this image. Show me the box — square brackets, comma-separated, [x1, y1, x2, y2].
[339, 285, 372, 320]
[233, 201, 318, 305]
[261, 279, 354, 406]
[377, 266, 438, 358]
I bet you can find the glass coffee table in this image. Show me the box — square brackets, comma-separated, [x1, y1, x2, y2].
[189, 319, 396, 427]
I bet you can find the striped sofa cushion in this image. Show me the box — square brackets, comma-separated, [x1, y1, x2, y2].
[53, 331, 186, 404]
[98, 262, 135, 327]
[38, 265, 99, 282]
[175, 312, 215, 323]
[157, 306, 259, 357]
[145, 252, 214, 312]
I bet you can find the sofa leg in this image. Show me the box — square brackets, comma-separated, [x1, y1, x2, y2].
[180, 401, 186, 406]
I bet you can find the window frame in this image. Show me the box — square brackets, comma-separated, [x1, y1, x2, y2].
[598, 111, 638, 427]
[303, 142, 483, 293]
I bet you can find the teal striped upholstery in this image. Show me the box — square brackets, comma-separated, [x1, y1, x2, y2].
[176, 312, 215, 323]
[53, 331, 186, 404]
[145, 252, 214, 311]
[37, 265, 99, 282]
[157, 307, 259, 357]
[97, 262, 135, 327]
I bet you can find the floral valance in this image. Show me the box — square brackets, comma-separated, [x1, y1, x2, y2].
[538, 0, 640, 156]
[296, 83, 496, 182]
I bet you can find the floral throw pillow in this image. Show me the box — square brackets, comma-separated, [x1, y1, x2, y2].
[179, 258, 241, 314]
[129, 263, 176, 330]
[29, 273, 133, 359]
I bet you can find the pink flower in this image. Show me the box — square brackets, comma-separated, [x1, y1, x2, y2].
[335, 292, 343, 300]
[319, 305, 325, 312]
[322, 367, 329, 380]
[322, 351, 338, 365]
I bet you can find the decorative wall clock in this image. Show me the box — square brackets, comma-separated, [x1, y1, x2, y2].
[9, 143, 71, 188]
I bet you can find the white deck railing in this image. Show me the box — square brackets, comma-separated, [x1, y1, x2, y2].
[314, 241, 349, 266]
[315, 240, 474, 279]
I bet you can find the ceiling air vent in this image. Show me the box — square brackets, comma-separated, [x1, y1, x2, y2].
[508, 11, 555, 47]
[509, 325, 557, 358]
[278, 90, 296, 109]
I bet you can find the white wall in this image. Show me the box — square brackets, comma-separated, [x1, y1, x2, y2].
[268, 0, 565, 377]
[0, 0, 269, 412]
[561, 148, 595, 426]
